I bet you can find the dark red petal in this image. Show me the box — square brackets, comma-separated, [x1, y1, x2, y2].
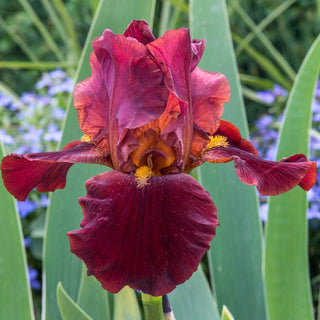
[147, 27, 191, 103]
[190, 39, 205, 71]
[191, 68, 230, 135]
[68, 171, 218, 296]
[147, 28, 193, 167]
[123, 20, 155, 44]
[202, 147, 317, 195]
[1, 141, 110, 201]
[74, 52, 110, 153]
[216, 120, 258, 155]
[94, 30, 168, 131]
[75, 29, 169, 169]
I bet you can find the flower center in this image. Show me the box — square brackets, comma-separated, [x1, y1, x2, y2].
[134, 165, 154, 188]
[131, 129, 175, 174]
[203, 135, 229, 153]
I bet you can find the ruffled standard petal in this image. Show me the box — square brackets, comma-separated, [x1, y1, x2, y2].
[201, 146, 316, 195]
[94, 30, 168, 131]
[1, 141, 111, 201]
[74, 52, 110, 153]
[68, 171, 218, 296]
[123, 19, 155, 44]
[147, 28, 193, 168]
[191, 69, 230, 134]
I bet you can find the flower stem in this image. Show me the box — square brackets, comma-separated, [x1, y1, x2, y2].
[141, 292, 164, 320]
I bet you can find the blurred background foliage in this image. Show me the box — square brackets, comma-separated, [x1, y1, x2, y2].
[0, 0, 320, 319]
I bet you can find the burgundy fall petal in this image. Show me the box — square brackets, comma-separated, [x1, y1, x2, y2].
[1, 141, 111, 201]
[123, 19, 155, 44]
[191, 69, 231, 134]
[68, 171, 218, 296]
[202, 146, 317, 195]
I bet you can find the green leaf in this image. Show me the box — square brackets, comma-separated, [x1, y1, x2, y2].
[77, 266, 111, 320]
[169, 266, 220, 320]
[221, 306, 235, 320]
[17, 0, 64, 61]
[43, 1, 156, 319]
[113, 287, 141, 320]
[57, 282, 92, 320]
[0, 61, 76, 69]
[230, 0, 296, 81]
[0, 142, 35, 320]
[235, 0, 297, 57]
[190, 1, 267, 319]
[0, 15, 38, 61]
[265, 34, 320, 320]
[233, 33, 291, 90]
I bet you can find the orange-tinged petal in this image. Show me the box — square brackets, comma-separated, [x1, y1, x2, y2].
[191, 68, 230, 134]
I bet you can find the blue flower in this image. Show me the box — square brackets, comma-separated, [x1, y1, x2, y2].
[257, 91, 275, 104]
[18, 198, 36, 218]
[22, 126, 44, 143]
[48, 78, 74, 95]
[52, 107, 66, 120]
[24, 236, 31, 248]
[28, 266, 41, 290]
[40, 194, 49, 207]
[0, 129, 14, 145]
[36, 74, 53, 90]
[49, 69, 66, 79]
[44, 123, 62, 142]
[0, 93, 12, 107]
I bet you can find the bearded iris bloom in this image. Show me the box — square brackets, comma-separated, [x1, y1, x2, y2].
[1, 20, 317, 296]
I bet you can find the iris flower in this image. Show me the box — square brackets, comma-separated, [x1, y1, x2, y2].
[1, 20, 316, 296]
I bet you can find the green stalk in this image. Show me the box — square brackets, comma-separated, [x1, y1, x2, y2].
[230, 0, 296, 81]
[17, 0, 65, 62]
[141, 293, 164, 320]
[0, 16, 38, 61]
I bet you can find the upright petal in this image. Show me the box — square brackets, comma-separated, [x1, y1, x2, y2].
[1, 141, 110, 201]
[68, 171, 218, 296]
[191, 69, 230, 134]
[190, 39, 205, 72]
[74, 52, 110, 153]
[147, 28, 193, 168]
[123, 20, 155, 44]
[96, 30, 169, 169]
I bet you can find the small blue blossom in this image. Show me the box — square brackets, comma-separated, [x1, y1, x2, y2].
[52, 107, 66, 120]
[257, 91, 275, 104]
[49, 69, 66, 79]
[20, 92, 37, 106]
[259, 203, 269, 222]
[40, 194, 49, 207]
[18, 198, 37, 218]
[48, 78, 74, 95]
[255, 114, 274, 130]
[24, 236, 31, 248]
[307, 204, 320, 220]
[273, 84, 288, 97]
[22, 126, 44, 143]
[0, 129, 14, 145]
[44, 123, 62, 142]
[36, 74, 53, 90]
[28, 267, 41, 290]
[256, 84, 288, 104]
[0, 93, 12, 107]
